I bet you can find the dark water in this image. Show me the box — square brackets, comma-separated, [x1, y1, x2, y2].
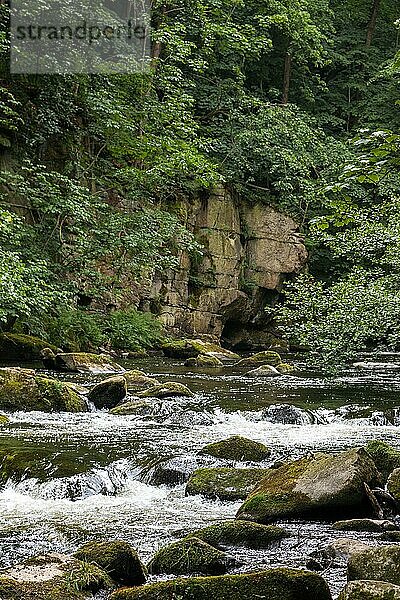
[1, 355, 400, 598]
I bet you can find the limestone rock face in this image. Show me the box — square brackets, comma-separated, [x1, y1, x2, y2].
[338, 581, 400, 600]
[236, 448, 380, 523]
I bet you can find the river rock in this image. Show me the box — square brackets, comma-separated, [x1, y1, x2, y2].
[262, 403, 313, 425]
[124, 370, 160, 392]
[185, 354, 223, 367]
[387, 468, 400, 502]
[0, 333, 58, 362]
[186, 520, 289, 549]
[0, 367, 87, 412]
[150, 455, 220, 486]
[236, 448, 380, 523]
[380, 531, 400, 541]
[43, 350, 124, 374]
[74, 540, 147, 586]
[246, 365, 281, 377]
[307, 538, 370, 571]
[185, 467, 270, 500]
[0, 552, 112, 599]
[110, 400, 154, 416]
[110, 568, 332, 600]
[332, 519, 399, 532]
[148, 537, 235, 576]
[348, 545, 400, 585]
[276, 363, 296, 374]
[138, 382, 194, 399]
[162, 339, 239, 361]
[88, 376, 127, 409]
[365, 440, 400, 482]
[199, 436, 271, 462]
[338, 581, 400, 600]
[236, 351, 282, 367]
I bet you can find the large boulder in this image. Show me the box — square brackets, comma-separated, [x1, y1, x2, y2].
[338, 581, 400, 600]
[148, 538, 234, 576]
[124, 371, 160, 392]
[332, 519, 398, 533]
[236, 351, 282, 368]
[186, 520, 289, 549]
[138, 382, 194, 399]
[73, 540, 147, 586]
[0, 368, 87, 412]
[110, 568, 332, 600]
[307, 538, 370, 571]
[162, 339, 239, 361]
[87, 376, 127, 409]
[199, 436, 271, 462]
[246, 365, 281, 377]
[43, 351, 124, 374]
[0, 333, 58, 362]
[236, 448, 380, 523]
[0, 552, 112, 599]
[262, 404, 314, 425]
[185, 355, 223, 368]
[186, 467, 270, 501]
[387, 468, 400, 503]
[365, 440, 400, 482]
[348, 545, 400, 585]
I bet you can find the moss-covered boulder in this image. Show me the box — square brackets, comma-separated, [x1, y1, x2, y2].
[236, 351, 282, 368]
[185, 355, 224, 368]
[387, 468, 400, 502]
[138, 382, 194, 399]
[0, 333, 58, 362]
[348, 545, 400, 585]
[276, 363, 296, 374]
[365, 440, 400, 482]
[186, 520, 289, 549]
[73, 540, 147, 586]
[0, 368, 87, 412]
[110, 400, 154, 416]
[332, 519, 398, 533]
[199, 436, 271, 462]
[236, 448, 380, 523]
[185, 467, 270, 500]
[338, 581, 400, 600]
[124, 371, 160, 392]
[246, 365, 280, 377]
[162, 339, 239, 361]
[148, 537, 234, 576]
[0, 552, 112, 599]
[110, 568, 332, 600]
[87, 376, 127, 409]
[45, 352, 124, 374]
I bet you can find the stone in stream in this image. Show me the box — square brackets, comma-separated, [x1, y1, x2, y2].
[387, 468, 400, 504]
[150, 454, 221, 486]
[74, 540, 147, 586]
[162, 339, 239, 361]
[236, 448, 381, 523]
[199, 435, 271, 462]
[348, 545, 400, 585]
[0, 367, 87, 412]
[338, 581, 400, 600]
[138, 382, 194, 399]
[185, 467, 270, 501]
[109, 568, 333, 600]
[262, 403, 314, 425]
[185, 520, 289, 549]
[185, 354, 223, 367]
[307, 538, 370, 571]
[380, 531, 400, 542]
[147, 537, 235, 576]
[332, 518, 399, 532]
[276, 362, 296, 374]
[110, 400, 155, 416]
[124, 370, 160, 392]
[246, 365, 281, 377]
[0, 333, 58, 362]
[42, 350, 124, 374]
[87, 375, 127, 409]
[236, 350, 282, 367]
[0, 552, 112, 599]
[365, 440, 400, 482]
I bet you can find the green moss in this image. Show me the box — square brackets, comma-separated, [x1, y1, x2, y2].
[148, 537, 231, 576]
[35, 377, 87, 412]
[0, 414, 9, 425]
[348, 545, 400, 585]
[74, 540, 147, 586]
[199, 436, 271, 462]
[387, 468, 400, 502]
[338, 580, 400, 600]
[185, 520, 289, 549]
[109, 568, 332, 600]
[366, 440, 400, 481]
[236, 351, 282, 368]
[276, 363, 295, 374]
[162, 339, 239, 360]
[0, 334, 57, 362]
[185, 467, 270, 501]
[124, 370, 160, 392]
[185, 355, 223, 368]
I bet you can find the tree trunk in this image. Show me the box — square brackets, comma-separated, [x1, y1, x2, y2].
[366, 0, 381, 48]
[282, 52, 292, 105]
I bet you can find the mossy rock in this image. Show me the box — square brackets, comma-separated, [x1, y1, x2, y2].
[276, 363, 296, 374]
[338, 580, 400, 600]
[0, 333, 58, 362]
[332, 519, 398, 533]
[365, 440, 400, 482]
[0, 414, 9, 425]
[246, 365, 280, 377]
[0, 368, 87, 413]
[185, 467, 270, 501]
[51, 352, 124, 374]
[0, 552, 112, 599]
[87, 376, 127, 409]
[387, 468, 400, 502]
[124, 371, 160, 392]
[199, 436, 271, 462]
[110, 568, 332, 600]
[185, 355, 223, 368]
[110, 400, 154, 416]
[236, 351, 282, 368]
[138, 382, 194, 399]
[236, 448, 380, 523]
[185, 520, 289, 549]
[162, 339, 239, 361]
[74, 540, 147, 586]
[148, 537, 234, 576]
[348, 545, 400, 585]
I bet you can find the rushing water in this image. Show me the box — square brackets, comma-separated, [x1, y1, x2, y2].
[1, 355, 400, 598]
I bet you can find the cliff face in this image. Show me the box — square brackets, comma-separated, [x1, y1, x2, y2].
[141, 187, 307, 349]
